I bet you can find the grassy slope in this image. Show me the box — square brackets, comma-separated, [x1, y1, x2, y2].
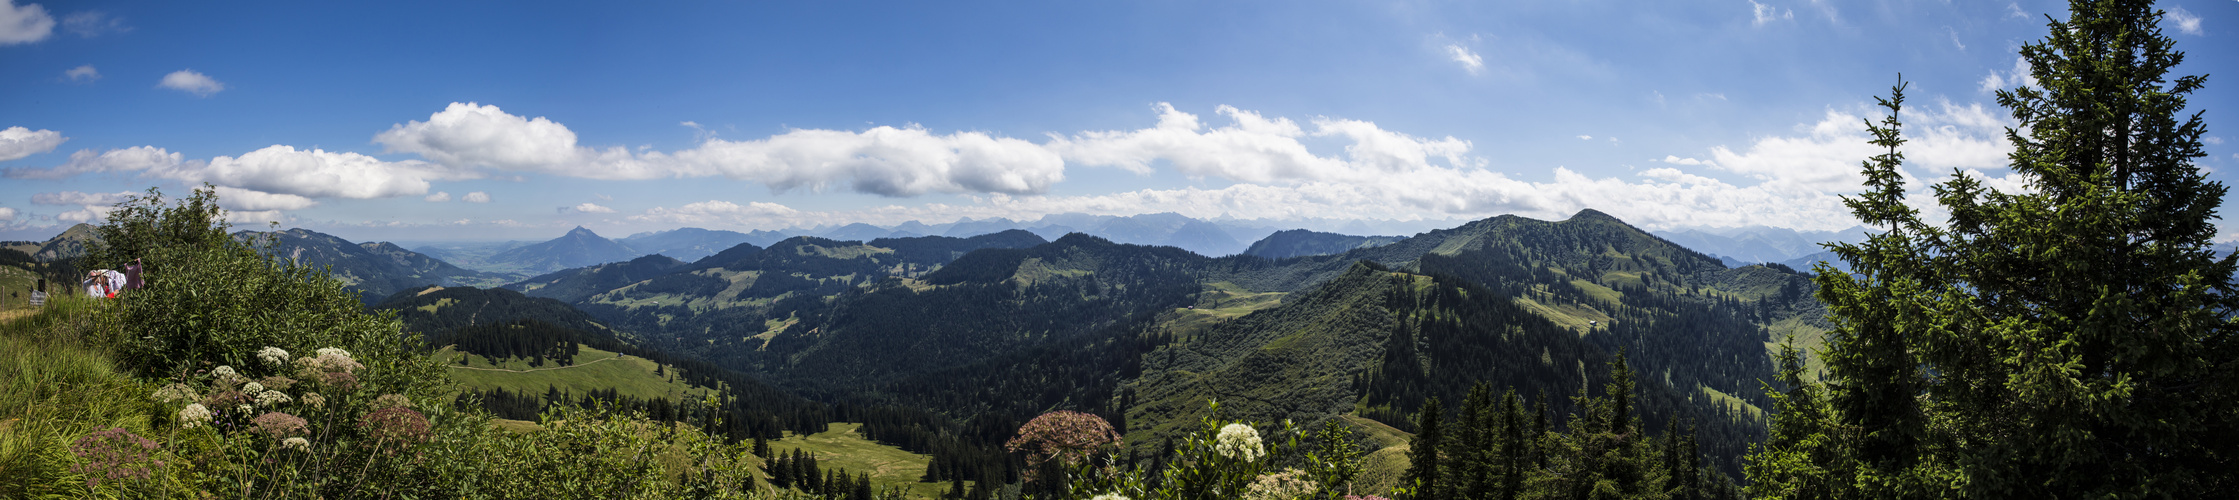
[0, 296, 159, 498]
[434, 344, 713, 402]
[773, 422, 956, 499]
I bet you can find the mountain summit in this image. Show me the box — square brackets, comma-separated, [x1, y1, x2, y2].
[486, 226, 640, 274]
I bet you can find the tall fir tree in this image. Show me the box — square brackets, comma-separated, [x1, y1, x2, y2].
[1404, 397, 1445, 500]
[1751, 0, 2237, 496]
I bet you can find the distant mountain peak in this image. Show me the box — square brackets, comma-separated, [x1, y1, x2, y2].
[565, 226, 600, 238]
[1568, 208, 1618, 221]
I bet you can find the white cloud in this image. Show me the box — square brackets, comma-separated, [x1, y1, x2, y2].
[2167, 6, 2203, 36]
[1700, 100, 2012, 192]
[57, 204, 112, 223]
[1945, 26, 1966, 50]
[374, 102, 590, 173]
[0, 0, 53, 45]
[1047, 103, 1470, 185]
[63, 64, 97, 82]
[1659, 155, 1716, 167]
[1445, 44, 1485, 74]
[377, 102, 1067, 196]
[425, 191, 451, 202]
[184, 146, 459, 199]
[158, 70, 224, 97]
[0, 207, 15, 221]
[2206, 136, 2225, 146]
[676, 125, 1065, 196]
[2006, 3, 2030, 19]
[0, 126, 66, 161]
[1749, 0, 1793, 27]
[462, 191, 491, 203]
[60, 10, 124, 38]
[30, 190, 130, 206]
[561, 202, 615, 214]
[1577, 135, 1593, 140]
[1979, 57, 2037, 93]
[3, 145, 181, 179]
[212, 186, 316, 211]
[224, 210, 289, 225]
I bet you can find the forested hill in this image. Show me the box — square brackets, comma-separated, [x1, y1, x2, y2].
[236, 228, 519, 304]
[1240, 229, 1404, 259]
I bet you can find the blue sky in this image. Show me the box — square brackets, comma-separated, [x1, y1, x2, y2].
[2, 0, 2234, 242]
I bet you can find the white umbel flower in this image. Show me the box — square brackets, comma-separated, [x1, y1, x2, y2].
[1090, 495, 1132, 500]
[178, 403, 214, 428]
[241, 382, 266, 395]
[257, 346, 291, 367]
[1215, 423, 1265, 462]
[281, 437, 311, 451]
[152, 383, 196, 404]
[212, 365, 240, 380]
[257, 390, 293, 407]
[315, 347, 350, 360]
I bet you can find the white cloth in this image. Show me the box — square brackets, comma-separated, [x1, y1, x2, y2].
[103, 270, 127, 295]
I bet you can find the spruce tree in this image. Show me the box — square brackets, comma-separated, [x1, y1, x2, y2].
[1752, 1, 2236, 496]
[1404, 397, 1445, 500]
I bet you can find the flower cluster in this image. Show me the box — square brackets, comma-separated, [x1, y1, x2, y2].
[1006, 410, 1125, 480]
[1089, 494, 1132, 500]
[281, 437, 311, 452]
[69, 428, 163, 488]
[1216, 423, 1265, 462]
[257, 346, 291, 367]
[253, 412, 310, 438]
[359, 406, 432, 453]
[301, 392, 326, 408]
[1243, 468, 1318, 500]
[372, 393, 413, 410]
[178, 404, 214, 428]
[152, 383, 195, 404]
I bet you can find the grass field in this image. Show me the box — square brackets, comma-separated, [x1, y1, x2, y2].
[772, 422, 957, 499]
[1340, 414, 1414, 497]
[1151, 281, 1289, 342]
[434, 344, 713, 402]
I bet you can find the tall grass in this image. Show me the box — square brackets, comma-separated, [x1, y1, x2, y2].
[0, 294, 166, 499]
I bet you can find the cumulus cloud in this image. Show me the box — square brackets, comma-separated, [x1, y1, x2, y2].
[1979, 57, 2037, 93]
[1749, 0, 1792, 26]
[425, 191, 451, 202]
[30, 190, 130, 206]
[212, 186, 316, 211]
[0, 206, 15, 221]
[1048, 103, 1471, 185]
[183, 146, 460, 199]
[462, 191, 491, 203]
[1699, 100, 2012, 192]
[0, 0, 53, 45]
[63, 64, 97, 82]
[622, 101, 2017, 232]
[158, 70, 224, 97]
[57, 205, 112, 223]
[3, 145, 181, 179]
[2166, 6, 2202, 36]
[1445, 44, 1485, 74]
[377, 102, 1066, 196]
[0, 126, 66, 161]
[560, 202, 615, 214]
[60, 10, 124, 38]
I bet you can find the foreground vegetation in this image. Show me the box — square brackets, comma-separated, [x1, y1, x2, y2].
[1747, 0, 2237, 497]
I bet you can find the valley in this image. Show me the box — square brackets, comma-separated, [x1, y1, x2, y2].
[5, 207, 1826, 498]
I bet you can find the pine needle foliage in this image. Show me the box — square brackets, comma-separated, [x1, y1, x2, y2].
[1750, 0, 2237, 497]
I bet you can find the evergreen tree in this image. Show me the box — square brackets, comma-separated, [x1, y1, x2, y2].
[1403, 397, 1445, 500]
[1750, 0, 2237, 496]
[1448, 384, 1495, 500]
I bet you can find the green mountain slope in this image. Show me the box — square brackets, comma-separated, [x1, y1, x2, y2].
[1240, 229, 1404, 259]
[240, 228, 521, 304]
